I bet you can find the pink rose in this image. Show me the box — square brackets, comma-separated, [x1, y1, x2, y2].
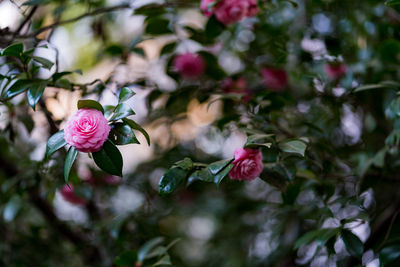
[173, 53, 206, 79]
[324, 63, 347, 80]
[60, 184, 87, 205]
[222, 77, 252, 102]
[261, 67, 288, 92]
[201, 0, 259, 25]
[229, 148, 263, 181]
[64, 108, 110, 153]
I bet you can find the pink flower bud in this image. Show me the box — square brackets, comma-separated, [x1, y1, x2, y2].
[173, 53, 206, 79]
[64, 108, 110, 153]
[60, 184, 87, 205]
[201, 0, 259, 25]
[261, 67, 288, 92]
[324, 63, 347, 80]
[229, 148, 263, 181]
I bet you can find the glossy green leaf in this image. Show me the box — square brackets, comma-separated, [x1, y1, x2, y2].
[64, 146, 78, 183]
[46, 130, 66, 158]
[173, 157, 194, 171]
[123, 118, 150, 145]
[32, 56, 54, 70]
[279, 140, 307, 157]
[114, 250, 137, 266]
[244, 134, 275, 148]
[77, 99, 104, 114]
[27, 82, 46, 110]
[159, 167, 188, 196]
[138, 237, 164, 262]
[2, 43, 23, 58]
[92, 140, 123, 176]
[3, 79, 34, 99]
[109, 123, 139, 145]
[341, 229, 363, 258]
[160, 42, 177, 55]
[386, 0, 400, 6]
[208, 159, 234, 175]
[379, 244, 400, 264]
[118, 87, 136, 103]
[213, 164, 233, 185]
[294, 228, 339, 249]
[110, 103, 135, 121]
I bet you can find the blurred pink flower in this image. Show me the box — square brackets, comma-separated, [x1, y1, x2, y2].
[261, 67, 288, 92]
[60, 184, 87, 205]
[324, 63, 347, 80]
[173, 53, 206, 79]
[201, 0, 259, 25]
[64, 108, 110, 153]
[222, 77, 252, 102]
[229, 148, 263, 181]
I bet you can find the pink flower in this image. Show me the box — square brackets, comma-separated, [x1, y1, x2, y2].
[64, 108, 110, 153]
[229, 148, 263, 181]
[60, 184, 87, 205]
[201, 0, 259, 25]
[173, 53, 206, 79]
[261, 67, 288, 92]
[222, 77, 252, 102]
[324, 63, 347, 80]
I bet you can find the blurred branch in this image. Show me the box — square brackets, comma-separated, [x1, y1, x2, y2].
[12, 5, 38, 41]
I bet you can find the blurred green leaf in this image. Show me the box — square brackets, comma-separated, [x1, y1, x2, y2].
[3, 79, 34, 99]
[118, 87, 136, 103]
[385, 0, 400, 6]
[160, 42, 177, 55]
[138, 237, 164, 263]
[294, 228, 339, 249]
[32, 56, 54, 70]
[27, 82, 46, 110]
[92, 140, 123, 176]
[114, 250, 137, 266]
[64, 146, 78, 183]
[77, 99, 104, 114]
[208, 159, 234, 175]
[341, 229, 363, 258]
[205, 15, 225, 38]
[159, 167, 188, 196]
[145, 17, 173, 35]
[2, 43, 23, 58]
[173, 157, 194, 171]
[279, 140, 307, 157]
[379, 244, 400, 264]
[46, 130, 66, 158]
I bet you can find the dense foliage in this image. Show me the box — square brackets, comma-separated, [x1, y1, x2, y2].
[1, 0, 400, 266]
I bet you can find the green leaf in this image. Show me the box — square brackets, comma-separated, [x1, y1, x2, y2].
[282, 183, 301, 205]
[386, 0, 400, 6]
[138, 237, 164, 263]
[341, 229, 363, 258]
[2, 43, 23, 58]
[173, 157, 194, 171]
[279, 139, 307, 157]
[159, 167, 188, 196]
[118, 87, 136, 103]
[27, 82, 46, 110]
[198, 51, 226, 80]
[160, 42, 177, 55]
[134, 4, 166, 16]
[32, 56, 54, 70]
[145, 17, 173, 35]
[104, 105, 115, 119]
[110, 103, 135, 121]
[244, 134, 275, 148]
[46, 130, 66, 158]
[205, 15, 225, 38]
[294, 228, 339, 249]
[64, 146, 78, 183]
[92, 140, 123, 176]
[188, 168, 214, 184]
[208, 159, 234, 175]
[213, 163, 233, 185]
[379, 244, 400, 264]
[3, 79, 34, 99]
[109, 123, 140, 145]
[77, 99, 104, 114]
[123, 118, 150, 145]
[114, 250, 137, 266]
[153, 255, 171, 266]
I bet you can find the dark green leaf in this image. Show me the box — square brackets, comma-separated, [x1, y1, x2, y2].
[208, 159, 234, 175]
[341, 229, 363, 258]
[188, 168, 214, 184]
[379, 244, 400, 264]
[282, 183, 301, 205]
[145, 17, 173, 35]
[118, 87, 136, 103]
[294, 228, 339, 249]
[160, 42, 177, 55]
[134, 4, 166, 16]
[153, 255, 171, 266]
[27, 82, 46, 110]
[244, 134, 274, 148]
[279, 140, 307, 157]
[131, 47, 145, 57]
[213, 163, 233, 185]
[46, 130, 66, 158]
[52, 71, 73, 82]
[110, 103, 135, 121]
[77, 99, 104, 114]
[109, 123, 139, 145]
[138, 237, 164, 263]
[3, 79, 34, 99]
[2, 43, 23, 58]
[64, 146, 78, 183]
[386, 0, 400, 6]
[32, 56, 54, 69]
[114, 250, 137, 266]
[198, 51, 226, 80]
[123, 118, 150, 145]
[205, 15, 225, 38]
[173, 157, 193, 171]
[92, 140, 123, 176]
[159, 167, 188, 196]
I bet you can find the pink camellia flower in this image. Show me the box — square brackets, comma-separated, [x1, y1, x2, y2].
[222, 77, 252, 102]
[173, 53, 206, 79]
[261, 67, 288, 92]
[229, 148, 263, 181]
[201, 0, 259, 25]
[64, 108, 110, 153]
[324, 63, 347, 80]
[60, 184, 87, 205]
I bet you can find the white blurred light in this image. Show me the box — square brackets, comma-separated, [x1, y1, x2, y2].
[111, 186, 144, 216]
[186, 216, 216, 241]
[312, 13, 332, 34]
[0, 2, 22, 29]
[54, 191, 88, 224]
